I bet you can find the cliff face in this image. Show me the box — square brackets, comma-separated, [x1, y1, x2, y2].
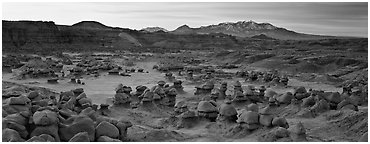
[2, 21, 61, 48]
[2, 20, 138, 53]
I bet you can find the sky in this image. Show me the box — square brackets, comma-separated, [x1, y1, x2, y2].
[2, 2, 368, 37]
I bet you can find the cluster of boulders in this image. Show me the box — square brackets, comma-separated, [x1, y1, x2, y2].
[2, 85, 132, 142]
[14, 59, 60, 79]
[236, 70, 289, 86]
[264, 86, 363, 118]
[113, 80, 183, 110]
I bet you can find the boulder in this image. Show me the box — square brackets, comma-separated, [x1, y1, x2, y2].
[116, 119, 133, 141]
[337, 99, 352, 110]
[27, 91, 40, 100]
[219, 102, 237, 117]
[95, 121, 120, 139]
[259, 114, 274, 127]
[277, 92, 293, 104]
[7, 95, 31, 105]
[73, 88, 84, 96]
[272, 117, 289, 129]
[311, 99, 329, 113]
[30, 124, 59, 141]
[275, 127, 290, 138]
[76, 93, 87, 100]
[237, 110, 259, 124]
[290, 122, 306, 135]
[295, 93, 310, 100]
[301, 96, 316, 108]
[68, 132, 90, 142]
[293, 86, 306, 95]
[3, 91, 23, 98]
[97, 136, 121, 142]
[259, 106, 273, 115]
[341, 104, 358, 111]
[59, 116, 95, 142]
[33, 109, 59, 126]
[78, 97, 92, 106]
[197, 101, 218, 113]
[39, 134, 55, 142]
[2, 120, 28, 138]
[247, 103, 259, 112]
[2, 128, 25, 142]
[27, 136, 45, 142]
[4, 113, 27, 126]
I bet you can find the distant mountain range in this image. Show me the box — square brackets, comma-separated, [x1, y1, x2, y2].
[141, 27, 169, 33]
[53, 20, 354, 40]
[169, 20, 342, 40]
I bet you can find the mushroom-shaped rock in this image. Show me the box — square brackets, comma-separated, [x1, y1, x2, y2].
[247, 103, 259, 112]
[237, 110, 260, 130]
[68, 132, 90, 142]
[237, 110, 259, 124]
[219, 101, 237, 117]
[197, 101, 218, 121]
[96, 121, 120, 139]
[272, 117, 289, 129]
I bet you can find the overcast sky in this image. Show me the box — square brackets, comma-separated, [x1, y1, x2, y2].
[2, 2, 368, 37]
